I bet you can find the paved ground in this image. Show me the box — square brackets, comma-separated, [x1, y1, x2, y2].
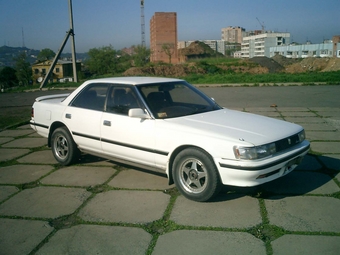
[0, 94, 340, 254]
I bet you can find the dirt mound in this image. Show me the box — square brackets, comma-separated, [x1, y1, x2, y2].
[179, 41, 217, 56]
[322, 58, 340, 72]
[285, 57, 332, 73]
[123, 65, 205, 77]
[249, 57, 284, 73]
[272, 54, 302, 66]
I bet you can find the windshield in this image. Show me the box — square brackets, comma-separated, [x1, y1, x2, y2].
[137, 81, 222, 119]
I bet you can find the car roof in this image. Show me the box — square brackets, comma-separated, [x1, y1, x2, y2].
[85, 76, 183, 86]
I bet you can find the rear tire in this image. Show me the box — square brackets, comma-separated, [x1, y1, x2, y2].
[173, 148, 221, 202]
[51, 127, 79, 166]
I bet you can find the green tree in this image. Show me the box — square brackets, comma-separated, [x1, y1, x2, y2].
[133, 45, 150, 67]
[37, 48, 56, 62]
[162, 43, 175, 64]
[86, 45, 119, 75]
[0, 66, 18, 90]
[14, 52, 32, 86]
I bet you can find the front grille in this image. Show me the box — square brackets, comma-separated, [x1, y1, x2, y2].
[275, 133, 300, 153]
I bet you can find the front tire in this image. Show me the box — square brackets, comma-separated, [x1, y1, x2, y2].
[173, 148, 221, 202]
[51, 127, 79, 166]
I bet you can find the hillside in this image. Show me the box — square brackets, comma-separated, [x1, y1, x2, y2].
[0, 46, 88, 67]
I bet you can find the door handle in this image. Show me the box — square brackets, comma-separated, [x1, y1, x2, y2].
[103, 120, 111, 126]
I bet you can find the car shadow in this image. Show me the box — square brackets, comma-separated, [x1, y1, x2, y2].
[75, 153, 339, 203]
[215, 153, 340, 202]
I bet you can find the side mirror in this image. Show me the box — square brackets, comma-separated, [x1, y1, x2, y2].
[128, 108, 151, 119]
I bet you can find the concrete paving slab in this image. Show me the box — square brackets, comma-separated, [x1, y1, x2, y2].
[325, 118, 340, 129]
[41, 166, 116, 187]
[16, 124, 31, 129]
[281, 111, 318, 117]
[295, 154, 322, 171]
[245, 107, 278, 112]
[0, 186, 19, 202]
[248, 111, 282, 118]
[0, 218, 54, 255]
[79, 190, 170, 224]
[316, 111, 340, 118]
[36, 225, 152, 255]
[302, 123, 336, 131]
[335, 172, 340, 183]
[0, 137, 14, 145]
[284, 117, 325, 123]
[17, 150, 57, 164]
[307, 131, 340, 141]
[311, 142, 340, 153]
[170, 195, 261, 228]
[2, 137, 47, 148]
[318, 155, 340, 171]
[277, 107, 310, 112]
[272, 235, 340, 255]
[108, 169, 174, 190]
[0, 186, 91, 218]
[0, 129, 35, 137]
[265, 196, 340, 232]
[0, 164, 54, 184]
[0, 148, 30, 162]
[261, 172, 339, 195]
[152, 230, 265, 255]
[309, 107, 340, 113]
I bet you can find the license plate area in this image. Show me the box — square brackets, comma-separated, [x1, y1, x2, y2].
[283, 156, 303, 175]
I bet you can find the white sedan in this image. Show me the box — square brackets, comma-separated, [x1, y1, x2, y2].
[30, 77, 310, 201]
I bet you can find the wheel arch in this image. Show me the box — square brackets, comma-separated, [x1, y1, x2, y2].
[167, 145, 218, 185]
[48, 121, 68, 147]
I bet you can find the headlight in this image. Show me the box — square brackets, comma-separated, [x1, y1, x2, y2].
[298, 130, 306, 142]
[234, 143, 276, 160]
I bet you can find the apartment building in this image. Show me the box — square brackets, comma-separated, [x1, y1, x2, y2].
[221, 26, 245, 43]
[241, 32, 290, 58]
[150, 12, 179, 64]
[269, 40, 340, 58]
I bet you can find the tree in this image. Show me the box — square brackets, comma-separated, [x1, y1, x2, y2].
[132, 45, 150, 67]
[162, 43, 175, 64]
[86, 45, 119, 75]
[0, 66, 18, 90]
[37, 48, 56, 62]
[14, 52, 32, 86]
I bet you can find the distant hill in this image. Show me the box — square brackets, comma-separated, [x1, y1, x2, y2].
[0, 46, 88, 68]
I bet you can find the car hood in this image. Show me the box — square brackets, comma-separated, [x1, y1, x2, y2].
[163, 109, 303, 146]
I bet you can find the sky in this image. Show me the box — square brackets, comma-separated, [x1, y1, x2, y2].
[1, 0, 339, 53]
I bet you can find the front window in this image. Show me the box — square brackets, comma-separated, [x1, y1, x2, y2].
[137, 81, 221, 119]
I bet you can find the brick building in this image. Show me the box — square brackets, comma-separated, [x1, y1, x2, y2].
[150, 12, 179, 64]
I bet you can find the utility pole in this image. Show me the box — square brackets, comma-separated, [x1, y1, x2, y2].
[69, 0, 78, 82]
[40, 0, 78, 89]
[141, 0, 145, 47]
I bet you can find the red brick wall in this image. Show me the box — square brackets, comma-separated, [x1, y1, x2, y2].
[150, 12, 179, 64]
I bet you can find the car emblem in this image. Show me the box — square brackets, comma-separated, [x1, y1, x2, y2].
[288, 138, 292, 145]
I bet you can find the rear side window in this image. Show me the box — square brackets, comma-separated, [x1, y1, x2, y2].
[71, 83, 109, 111]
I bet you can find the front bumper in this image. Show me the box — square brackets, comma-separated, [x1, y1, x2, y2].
[215, 140, 310, 187]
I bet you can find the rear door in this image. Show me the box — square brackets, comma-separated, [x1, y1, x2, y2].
[63, 83, 109, 153]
